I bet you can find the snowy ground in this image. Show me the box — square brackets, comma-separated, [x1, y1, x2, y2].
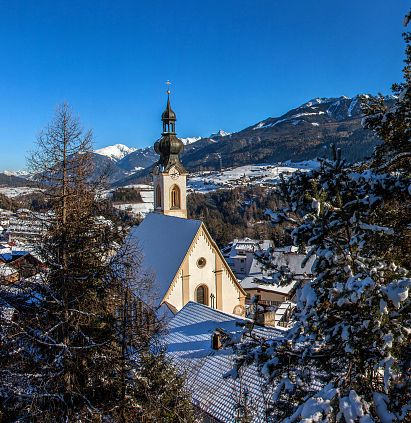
[107, 161, 320, 216]
[0, 187, 41, 198]
[113, 202, 154, 217]
[187, 160, 320, 193]
[111, 185, 154, 218]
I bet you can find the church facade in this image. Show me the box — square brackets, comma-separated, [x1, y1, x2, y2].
[129, 93, 246, 316]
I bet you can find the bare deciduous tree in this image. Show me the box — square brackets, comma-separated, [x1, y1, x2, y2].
[0, 103, 194, 422]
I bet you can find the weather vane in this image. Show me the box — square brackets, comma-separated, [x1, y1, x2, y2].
[166, 80, 171, 95]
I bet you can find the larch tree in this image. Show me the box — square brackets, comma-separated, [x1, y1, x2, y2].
[0, 103, 194, 422]
[226, 15, 411, 423]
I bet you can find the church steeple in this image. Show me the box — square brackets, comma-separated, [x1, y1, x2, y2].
[152, 83, 188, 219]
[161, 92, 176, 134]
[154, 87, 186, 174]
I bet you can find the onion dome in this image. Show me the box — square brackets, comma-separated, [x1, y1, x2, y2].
[154, 93, 186, 173]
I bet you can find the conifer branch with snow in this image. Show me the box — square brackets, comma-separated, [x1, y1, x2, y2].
[227, 14, 411, 422]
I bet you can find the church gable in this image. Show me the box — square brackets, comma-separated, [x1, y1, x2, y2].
[198, 225, 247, 297]
[187, 227, 219, 307]
[163, 224, 246, 314]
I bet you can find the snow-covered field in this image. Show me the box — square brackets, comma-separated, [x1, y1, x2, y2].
[0, 187, 41, 198]
[0, 162, 318, 215]
[187, 160, 320, 193]
[107, 161, 320, 215]
[113, 202, 154, 216]
[111, 185, 154, 218]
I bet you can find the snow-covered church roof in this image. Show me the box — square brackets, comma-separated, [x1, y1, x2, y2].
[127, 213, 202, 305]
[165, 301, 285, 422]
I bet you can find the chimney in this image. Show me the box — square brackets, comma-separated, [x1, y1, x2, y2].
[211, 330, 222, 350]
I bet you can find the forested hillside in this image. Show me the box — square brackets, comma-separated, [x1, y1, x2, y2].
[187, 187, 291, 246]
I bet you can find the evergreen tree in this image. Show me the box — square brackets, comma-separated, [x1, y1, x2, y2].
[228, 17, 411, 423]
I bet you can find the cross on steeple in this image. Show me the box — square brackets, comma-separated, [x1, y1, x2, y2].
[166, 80, 171, 95]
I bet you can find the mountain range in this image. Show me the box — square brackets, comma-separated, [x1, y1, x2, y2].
[1, 95, 392, 188]
[107, 94, 392, 186]
[91, 129, 232, 183]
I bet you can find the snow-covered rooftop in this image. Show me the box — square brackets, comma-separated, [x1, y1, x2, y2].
[229, 238, 273, 257]
[270, 251, 315, 276]
[165, 301, 284, 422]
[240, 275, 298, 295]
[0, 264, 18, 277]
[127, 213, 202, 305]
[239, 251, 315, 295]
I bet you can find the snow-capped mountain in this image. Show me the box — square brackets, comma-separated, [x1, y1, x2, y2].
[116, 146, 158, 172]
[94, 144, 137, 161]
[178, 94, 396, 171]
[3, 170, 31, 178]
[96, 94, 397, 187]
[209, 129, 231, 138]
[0, 172, 34, 187]
[180, 136, 201, 145]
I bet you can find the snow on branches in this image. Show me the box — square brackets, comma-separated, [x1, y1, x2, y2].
[227, 140, 410, 420]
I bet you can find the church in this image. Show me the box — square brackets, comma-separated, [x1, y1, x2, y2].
[129, 93, 246, 316]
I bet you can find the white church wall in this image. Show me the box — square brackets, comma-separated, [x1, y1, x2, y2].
[221, 268, 243, 314]
[188, 230, 216, 307]
[165, 269, 184, 311]
[157, 224, 244, 315]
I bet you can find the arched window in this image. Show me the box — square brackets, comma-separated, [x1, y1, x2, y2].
[170, 185, 181, 209]
[155, 185, 162, 208]
[196, 285, 209, 306]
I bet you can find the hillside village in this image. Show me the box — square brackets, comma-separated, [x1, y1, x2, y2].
[0, 96, 320, 421]
[1, 3, 410, 421]
[1, 88, 410, 422]
[0, 98, 308, 330]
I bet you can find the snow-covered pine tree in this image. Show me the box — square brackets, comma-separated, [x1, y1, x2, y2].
[0, 104, 194, 422]
[227, 19, 411, 423]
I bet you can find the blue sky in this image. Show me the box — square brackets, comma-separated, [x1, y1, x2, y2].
[0, 0, 409, 170]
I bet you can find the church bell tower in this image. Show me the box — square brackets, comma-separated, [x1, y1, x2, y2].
[152, 86, 188, 219]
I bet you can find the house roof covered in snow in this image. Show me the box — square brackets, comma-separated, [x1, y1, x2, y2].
[165, 301, 285, 422]
[0, 264, 18, 277]
[238, 251, 315, 295]
[127, 213, 202, 305]
[248, 251, 315, 278]
[228, 237, 273, 258]
[0, 250, 29, 263]
[240, 275, 298, 295]
[270, 251, 315, 276]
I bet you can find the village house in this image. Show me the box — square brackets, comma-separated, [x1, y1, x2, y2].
[240, 246, 315, 305]
[5, 209, 49, 245]
[0, 264, 19, 284]
[237, 246, 315, 327]
[0, 249, 43, 280]
[222, 237, 273, 279]
[129, 94, 246, 317]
